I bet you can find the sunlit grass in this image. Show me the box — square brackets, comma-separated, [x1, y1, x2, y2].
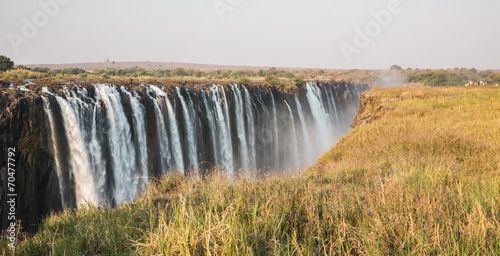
[4, 86, 500, 255]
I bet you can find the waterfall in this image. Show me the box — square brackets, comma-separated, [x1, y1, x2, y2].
[328, 87, 340, 128]
[122, 88, 149, 192]
[150, 85, 185, 172]
[164, 95, 185, 172]
[243, 86, 256, 172]
[211, 86, 233, 173]
[37, 82, 365, 209]
[66, 87, 107, 203]
[185, 90, 198, 169]
[87, 101, 107, 199]
[254, 89, 270, 168]
[305, 82, 333, 153]
[231, 85, 249, 171]
[284, 100, 299, 166]
[324, 87, 336, 126]
[221, 87, 233, 170]
[41, 96, 65, 206]
[55, 96, 99, 206]
[270, 90, 279, 170]
[201, 91, 220, 166]
[295, 98, 312, 165]
[176, 87, 198, 169]
[95, 84, 137, 203]
[147, 90, 172, 172]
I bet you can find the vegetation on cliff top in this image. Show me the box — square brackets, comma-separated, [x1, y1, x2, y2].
[2, 60, 500, 89]
[0, 56, 15, 72]
[2, 85, 500, 255]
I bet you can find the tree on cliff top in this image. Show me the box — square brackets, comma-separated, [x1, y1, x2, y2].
[0, 55, 15, 72]
[390, 64, 403, 71]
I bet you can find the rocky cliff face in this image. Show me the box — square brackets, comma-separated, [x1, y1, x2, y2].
[350, 93, 383, 128]
[0, 88, 62, 233]
[0, 80, 370, 233]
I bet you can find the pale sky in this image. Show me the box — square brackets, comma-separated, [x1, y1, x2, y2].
[0, 0, 499, 69]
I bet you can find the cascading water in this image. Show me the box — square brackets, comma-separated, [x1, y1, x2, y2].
[41, 96, 65, 206]
[41, 81, 365, 208]
[324, 87, 338, 130]
[201, 91, 220, 166]
[66, 87, 107, 203]
[122, 88, 149, 192]
[327, 87, 340, 129]
[270, 90, 280, 170]
[164, 93, 185, 172]
[243, 86, 256, 172]
[284, 100, 299, 166]
[176, 87, 198, 169]
[231, 85, 249, 170]
[147, 89, 172, 173]
[210, 86, 233, 173]
[305, 82, 333, 153]
[150, 85, 184, 172]
[221, 87, 234, 172]
[295, 98, 313, 165]
[95, 84, 137, 203]
[55, 96, 99, 206]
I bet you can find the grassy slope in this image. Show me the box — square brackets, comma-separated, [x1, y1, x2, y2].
[4, 86, 500, 255]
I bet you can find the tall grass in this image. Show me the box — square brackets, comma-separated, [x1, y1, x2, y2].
[3, 86, 500, 255]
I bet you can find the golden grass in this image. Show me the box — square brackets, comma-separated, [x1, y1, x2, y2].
[4, 86, 500, 255]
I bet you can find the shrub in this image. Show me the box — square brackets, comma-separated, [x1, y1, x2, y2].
[0, 55, 15, 72]
[283, 71, 295, 78]
[294, 78, 304, 86]
[390, 64, 403, 71]
[239, 76, 251, 84]
[265, 75, 280, 86]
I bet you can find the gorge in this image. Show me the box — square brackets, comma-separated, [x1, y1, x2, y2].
[0, 80, 368, 232]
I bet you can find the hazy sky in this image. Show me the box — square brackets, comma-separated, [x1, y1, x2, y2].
[0, 0, 499, 69]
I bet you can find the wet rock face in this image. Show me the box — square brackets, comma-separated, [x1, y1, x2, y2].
[0, 80, 370, 233]
[0, 91, 62, 233]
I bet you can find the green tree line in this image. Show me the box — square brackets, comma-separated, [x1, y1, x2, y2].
[2, 55, 500, 87]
